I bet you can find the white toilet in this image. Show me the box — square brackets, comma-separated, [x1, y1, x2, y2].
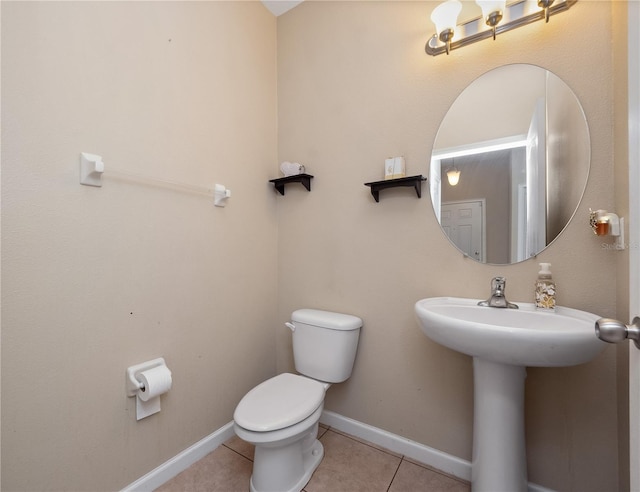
[233, 309, 362, 492]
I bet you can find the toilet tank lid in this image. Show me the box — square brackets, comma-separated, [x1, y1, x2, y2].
[292, 309, 362, 331]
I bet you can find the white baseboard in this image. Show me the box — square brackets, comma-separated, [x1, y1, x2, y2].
[320, 410, 555, 492]
[121, 421, 235, 492]
[122, 412, 555, 492]
[320, 410, 472, 482]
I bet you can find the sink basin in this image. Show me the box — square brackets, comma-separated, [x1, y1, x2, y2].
[415, 296, 606, 367]
[414, 296, 607, 491]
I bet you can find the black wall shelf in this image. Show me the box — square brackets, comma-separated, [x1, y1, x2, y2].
[364, 175, 426, 202]
[269, 174, 314, 195]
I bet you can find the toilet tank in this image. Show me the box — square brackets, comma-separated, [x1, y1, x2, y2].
[291, 309, 362, 383]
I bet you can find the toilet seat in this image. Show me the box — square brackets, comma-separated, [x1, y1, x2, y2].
[234, 373, 325, 432]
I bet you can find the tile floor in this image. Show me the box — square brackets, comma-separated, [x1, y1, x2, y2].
[156, 425, 470, 492]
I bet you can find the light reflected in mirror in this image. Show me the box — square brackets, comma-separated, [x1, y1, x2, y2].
[430, 64, 590, 265]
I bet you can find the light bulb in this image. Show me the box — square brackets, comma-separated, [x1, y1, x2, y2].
[476, 0, 506, 39]
[431, 0, 462, 53]
[447, 169, 461, 186]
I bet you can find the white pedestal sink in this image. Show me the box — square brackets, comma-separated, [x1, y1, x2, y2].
[414, 297, 607, 492]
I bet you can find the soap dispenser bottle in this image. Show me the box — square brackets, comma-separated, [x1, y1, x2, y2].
[535, 263, 556, 311]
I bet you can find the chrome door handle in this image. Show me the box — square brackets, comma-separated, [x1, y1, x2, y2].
[595, 317, 640, 349]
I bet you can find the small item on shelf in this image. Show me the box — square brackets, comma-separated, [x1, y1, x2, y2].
[384, 156, 406, 180]
[392, 156, 406, 179]
[280, 161, 305, 177]
[384, 158, 395, 180]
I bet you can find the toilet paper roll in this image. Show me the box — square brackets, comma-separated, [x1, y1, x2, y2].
[137, 365, 172, 402]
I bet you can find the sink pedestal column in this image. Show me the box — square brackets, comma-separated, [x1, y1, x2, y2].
[472, 358, 527, 492]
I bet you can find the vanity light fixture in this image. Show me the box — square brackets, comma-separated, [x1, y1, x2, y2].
[538, 0, 554, 22]
[446, 167, 461, 186]
[430, 0, 462, 55]
[426, 0, 576, 56]
[476, 0, 507, 39]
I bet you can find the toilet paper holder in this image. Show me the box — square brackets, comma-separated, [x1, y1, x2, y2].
[126, 357, 167, 397]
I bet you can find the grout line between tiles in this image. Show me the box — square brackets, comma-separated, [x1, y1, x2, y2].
[222, 443, 254, 463]
[405, 458, 470, 485]
[325, 427, 402, 459]
[326, 427, 470, 487]
[386, 458, 403, 492]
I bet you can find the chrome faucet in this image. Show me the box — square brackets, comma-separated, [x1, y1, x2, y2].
[478, 277, 519, 309]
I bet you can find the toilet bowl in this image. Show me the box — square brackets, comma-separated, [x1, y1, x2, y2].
[233, 309, 362, 492]
[234, 374, 328, 492]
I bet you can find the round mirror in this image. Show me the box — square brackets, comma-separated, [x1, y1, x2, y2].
[429, 64, 590, 265]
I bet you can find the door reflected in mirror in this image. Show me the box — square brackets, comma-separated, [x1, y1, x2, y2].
[430, 64, 590, 265]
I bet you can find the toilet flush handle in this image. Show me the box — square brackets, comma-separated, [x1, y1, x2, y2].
[285, 322, 296, 332]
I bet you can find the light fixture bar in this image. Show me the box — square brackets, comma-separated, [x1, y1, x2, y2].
[426, 0, 576, 56]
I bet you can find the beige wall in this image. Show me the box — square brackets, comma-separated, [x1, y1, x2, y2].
[276, 2, 622, 491]
[1, 2, 277, 490]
